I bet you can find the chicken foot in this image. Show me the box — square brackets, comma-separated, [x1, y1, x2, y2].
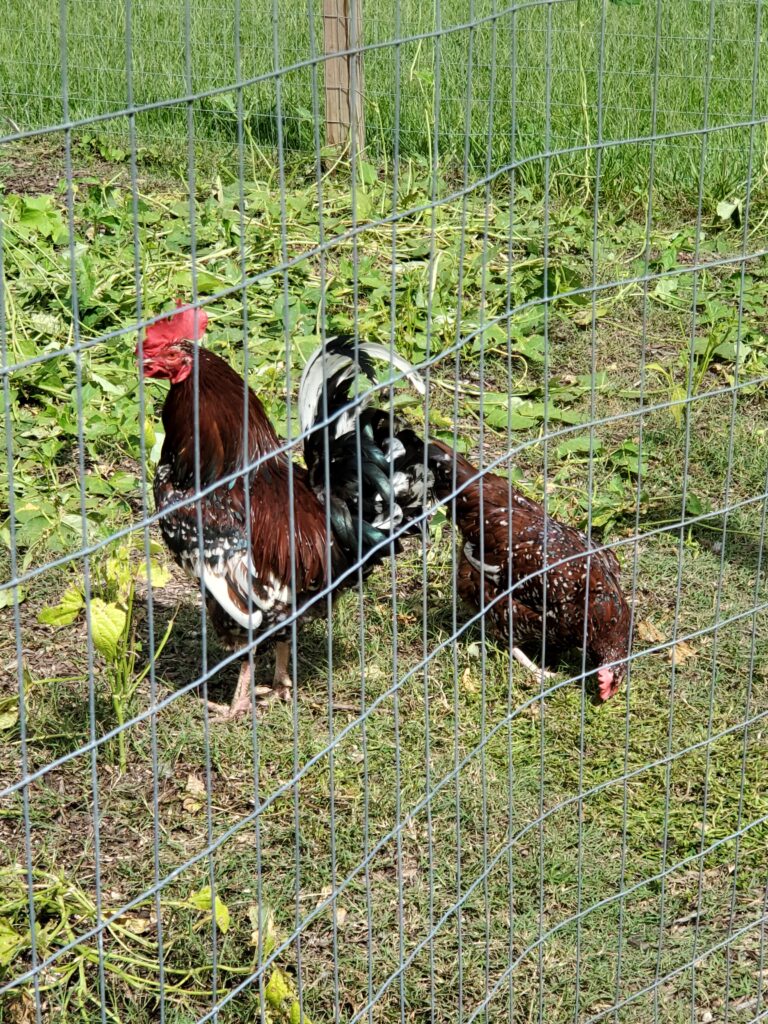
[270, 641, 293, 702]
[511, 646, 556, 681]
[207, 642, 293, 721]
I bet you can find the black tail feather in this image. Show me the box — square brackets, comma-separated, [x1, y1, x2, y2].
[298, 337, 435, 567]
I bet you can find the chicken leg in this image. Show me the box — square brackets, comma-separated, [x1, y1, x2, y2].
[207, 641, 293, 721]
[271, 641, 293, 702]
[498, 594, 557, 680]
[206, 660, 267, 721]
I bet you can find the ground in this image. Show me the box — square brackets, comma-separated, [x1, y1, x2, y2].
[1, 132, 767, 1024]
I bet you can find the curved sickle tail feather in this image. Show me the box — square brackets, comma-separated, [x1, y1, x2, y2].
[298, 336, 438, 566]
[298, 336, 426, 439]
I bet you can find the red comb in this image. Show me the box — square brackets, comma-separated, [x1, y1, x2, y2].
[144, 299, 208, 348]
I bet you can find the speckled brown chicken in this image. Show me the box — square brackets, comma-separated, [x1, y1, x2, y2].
[430, 441, 631, 701]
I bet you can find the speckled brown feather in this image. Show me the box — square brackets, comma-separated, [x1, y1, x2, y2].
[431, 440, 631, 697]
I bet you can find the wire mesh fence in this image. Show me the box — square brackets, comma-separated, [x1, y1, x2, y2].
[1, 0, 767, 1022]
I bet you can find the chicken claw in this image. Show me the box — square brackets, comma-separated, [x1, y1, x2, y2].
[206, 642, 293, 721]
[511, 646, 557, 680]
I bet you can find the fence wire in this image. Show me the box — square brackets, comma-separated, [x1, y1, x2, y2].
[1, 1, 767, 1023]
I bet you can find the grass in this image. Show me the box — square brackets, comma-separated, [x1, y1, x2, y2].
[0, 140, 767, 1022]
[1, 0, 767, 200]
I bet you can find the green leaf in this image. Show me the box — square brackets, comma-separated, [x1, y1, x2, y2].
[589, 503, 618, 529]
[90, 598, 127, 660]
[483, 405, 536, 431]
[571, 300, 614, 326]
[609, 442, 644, 476]
[59, 514, 92, 541]
[290, 999, 314, 1024]
[0, 711, 18, 731]
[716, 198, 742, 228]
[0, 587, 23, 609]
[188, 887, 230, 934]
[109, 471, 138, 494]
[18, 197, 68, 241]
[147, 560, 172, 589]
[478, 394, 539, 431]
[172, 269, 223, 294]
[669, 384, 687, 428]
[150, 430, 165, 465]
[89, 371, 126, 397]
[38, 586, 84, 626]
[653, 277, 679, 301]
[209, 91, 237, 114]
[685, 493, 707, 517]
[712, 341, 739, 361]
[265, 967, 291, 1008]
[356, 161, 378, 186]
[86, 475, 114, 497]
[353, 189, 374, 221]
[0, 918, 23, 967]
[512, 333, 545, 362]
[555, 436, 604, 459]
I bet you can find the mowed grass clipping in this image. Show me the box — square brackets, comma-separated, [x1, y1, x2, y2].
[1, 0, 767, 199]
[1, 147, 767, 1023]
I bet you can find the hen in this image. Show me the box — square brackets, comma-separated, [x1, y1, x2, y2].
[430, 442, 631, 701]
[141, 302, 433, 719]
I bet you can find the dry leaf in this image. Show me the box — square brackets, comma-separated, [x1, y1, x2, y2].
[312, 885, 333, 912]
[182, 773, 206, 813]
[7, 990, 36, 1024]
[248, 903, 277, 956]
[335, 907, 348, 928]
[123, 912, 155, 935]
[637, 620, 696, 665]
[461, 667, 477, 693]
[402, 856, 420, 885]
[670, 640, 696, 666]
[637, 620, 665, 644]
[731, 996, 757, 1015]
[525, 701, 542, 722]
[670, 909, 701, 927]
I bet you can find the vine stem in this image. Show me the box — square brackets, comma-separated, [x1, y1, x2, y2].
[577, 0, 593, 198]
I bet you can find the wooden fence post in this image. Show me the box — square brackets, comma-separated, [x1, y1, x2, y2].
[323, 0, 365, 156]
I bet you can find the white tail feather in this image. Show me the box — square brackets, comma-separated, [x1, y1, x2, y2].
[298, 338, 425, 436]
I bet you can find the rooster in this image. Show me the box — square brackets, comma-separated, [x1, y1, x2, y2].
[140, 302, 434, 719]
[430, 442, 632, 701]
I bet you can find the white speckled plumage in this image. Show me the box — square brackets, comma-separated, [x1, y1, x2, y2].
[430, 440, 632, 701]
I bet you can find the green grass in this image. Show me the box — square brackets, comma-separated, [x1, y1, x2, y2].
[1, 0, 767, 199]
[1, 150, 768, 1022]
